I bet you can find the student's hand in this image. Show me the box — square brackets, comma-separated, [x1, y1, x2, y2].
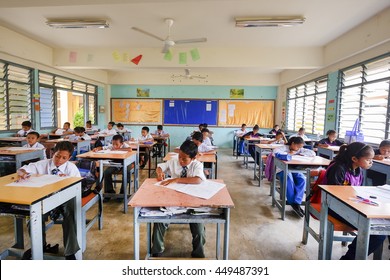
[16, 169, 31, 180]
[160, 178, 178, 186]
[157, 172, 165, 181]
[374, 154, 384, 160]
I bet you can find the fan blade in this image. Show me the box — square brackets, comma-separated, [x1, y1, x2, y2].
[184, 69, 190, 76]
[161, 43, 171, 53]
[131, 27, 165, 41]
[174, 38, 207, 44]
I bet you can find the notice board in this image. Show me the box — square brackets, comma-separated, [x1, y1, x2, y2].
[111, 99, 162, 124]
[218, 100, 274, 127]
[163, 99, 218, 125]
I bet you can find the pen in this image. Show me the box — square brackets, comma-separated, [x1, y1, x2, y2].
[356, 195, 379, 206]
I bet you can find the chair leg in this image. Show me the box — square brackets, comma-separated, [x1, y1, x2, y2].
[325, 222, 334, 260]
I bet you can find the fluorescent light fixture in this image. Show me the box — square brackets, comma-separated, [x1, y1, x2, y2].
[46, 19, 109, 29]
[235, 16, 305, 27]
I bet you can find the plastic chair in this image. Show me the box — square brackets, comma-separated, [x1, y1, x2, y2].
[81, 189, 103, 252]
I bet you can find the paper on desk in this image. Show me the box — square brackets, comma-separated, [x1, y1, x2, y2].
[6, 175, 68, 188]
[291, 155, 313, 161]
[95, 150, 128, 154]
[352, 185, 390, 204]
[3, 147, 42, 151]
[156, 180, 225, 199]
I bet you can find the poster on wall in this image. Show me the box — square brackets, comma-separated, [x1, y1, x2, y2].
[230, 89, 244, 99]
[136, 88, 150, 97]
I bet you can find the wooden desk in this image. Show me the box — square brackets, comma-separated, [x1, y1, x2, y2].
[77, 150, 138, 213]
[0, 174, 82, 260]
[91, 134, 114, 146]
[44, 138, 91, 155]
[243, 137, 268, 168]
[129, 178, 234, 260]
[318, 185, 390, 259]
[0, 137, 27, 147]
[0, 147, 45, 170]
[254, 143, 284, 187]
[163, 152, 218, 179]
[271, 156, 331, 220]
[47, 133, 68, 139]
[369, 159, 390, 185]
[128, 141, 156, 178]
[317, 146, 340, 160]
[151, 134, 170, 156]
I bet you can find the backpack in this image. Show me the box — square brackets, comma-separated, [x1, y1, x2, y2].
[307, 169, 327, 204]
[75, 160, 103, 197]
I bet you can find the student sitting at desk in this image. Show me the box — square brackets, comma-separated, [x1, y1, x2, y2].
[317, 129, 344, 148]
[53, 122, 74, 135]
[267, 131, 287, 145]
[16, 120, 34, 137]
[201, 128, 213, 146]
[153, 140, 207, 258]
[99, 121, 117, 135]
[136, 126, 154, 169]
[151, 124, 169, 158]
[66, 126, 91, 141]
[17, 141, 81, 260]
[235, 123, 248, 137]
[192, 132, 214, 153]
[273, 137, 316, 217]
[322, 142, 386, 259]
[116, 123, 131, 133]
[366, 139, 390, 186]
[289, 127, 310, 141]
[269, 124, 281, 135]
[85, 120, 99, 132]
[238, 124, 263, 156]
[23, 131, 46, 159]
[93, 134, 131, 201]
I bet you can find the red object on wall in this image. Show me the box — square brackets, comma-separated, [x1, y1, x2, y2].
[131, 55, 142, 65]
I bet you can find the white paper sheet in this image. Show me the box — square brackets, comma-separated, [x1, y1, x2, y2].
[291, 155, 313, 161]
[352, 186, 390, 203]
[6, 175, 68, 188]
[206, 103, 212, 111]
[94, 150, 128, 154]
[155, 180, 226, 199]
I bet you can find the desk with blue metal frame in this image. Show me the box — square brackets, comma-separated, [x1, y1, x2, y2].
[369, 159, 390, 185]
[317, 146, 340, 160]
[254, 143, 284, 187]
[0, 137, 27, 147]
[0, 147, 45, 169]
[129, 178, 234, 260]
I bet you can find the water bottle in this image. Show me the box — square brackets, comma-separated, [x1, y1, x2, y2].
[275, 152, 292, 161]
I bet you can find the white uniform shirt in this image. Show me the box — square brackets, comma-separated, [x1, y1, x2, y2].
[158, 158, 206, 180]
[138, 133, 154, 141]
[23, 142, 47, 159]
[103, 142, 130, 150]
[235, 129, 247, 137]
[289, 133, 310, 141]
[154, 130, 167, 135]
[273, 145, 316, 173]
[99, 128, 117, 135]
[20, 159, 80, 177]
[203, 136, 212, 147]
[68, 133, 91, 141]
[197, 142, 214, 153]
[16, 129, 34, 137]
[55, 128, 73, 135]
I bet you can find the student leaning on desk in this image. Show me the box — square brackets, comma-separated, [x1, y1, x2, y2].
[16, 141, 81, 260]
[153, 140, 207, 258]
[322, 142, 386, 260]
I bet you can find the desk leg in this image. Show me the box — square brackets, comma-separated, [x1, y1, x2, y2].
[123, 158, 129, 214]
[14, 217, 24, 249]
[254, 148, 258, 180]
[148, 148, 151, 178]
[318, 190, 328, 260]
[281, 164, 288, 221]
[215, 153, 218, 179]
[133, 207, 140, 260]
[30, 203, 43, 260]
[216, 223, 220, 260]
[147, 223, 151, 258]
[74, 184, 83, 260]
[355, 217, 370, 260]
[223, 208, 230, 260]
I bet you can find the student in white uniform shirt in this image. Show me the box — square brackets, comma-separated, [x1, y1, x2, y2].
[93, 134, 131, 200]
[17, 141, 81, 260]
[66, 127, 92, 141]
[136, 126, 154, 169]
[191, 131, 214, 153]
[53, 122, 74, 135]
[23, 131, 47, 159]
[99, 121, 117, 135]
[201, 128, 213, 146]
[152, 140, 207, 258]
[289, 127, 310, 141]
[16, 120, 34, 137]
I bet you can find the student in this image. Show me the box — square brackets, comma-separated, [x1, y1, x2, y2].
[289, 127, 310, 141]
[99, 121, 117, 135]
[53, 122, 74, 135]
[151, 125, 169, 158]
[235, 123, 248, 137]
[17, 141, 81, 260]
[16, 120, 34, 137]
[136, 126, 154, 169]
[269, 124, 281, 135]
[201, 128, 213, 147]
[273, 137, 316, 217]
[23, 131, 47, 159]
[66, 126, 91, 141]
[85, 120, 98, 132]
[192, 131, 214, 153]
[322, 142, 386, 259]
[116, 123, 131, 133]
[93, 134, 131, 201]
[366, 139, 390, 186]
[152, 140, 207, 258]
[238, 124, 263, 156]
[267, 131, 287, 144]
[317, 130, 344, 148]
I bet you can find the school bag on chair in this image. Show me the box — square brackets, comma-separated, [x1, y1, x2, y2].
[76, 160, 103, 197]
[344, 118, 364, 144]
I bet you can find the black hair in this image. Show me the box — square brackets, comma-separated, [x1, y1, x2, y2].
[273, 125, 279, 129]
[276, 131, 283, 136]
[157, 125, 163, 130]
[64, 122, 71, 127]
[142, 126, 149, 132]
[203, 123, 208, 128]
[180, 140, 198, 159]
[326, 129, 336, 136]
[53, 141, 74, 155]
[116, 123, 124, 128]
[198, 123, 204, 129]
[287, 136, 305, 146]
[112, 134, 124, 143]
[299, 127, 305, 132]
[201, 128, 209, 133]
[108, 121, 115, 126]
[86, 120, 92, 125]
[333, 142, 374, 166]
[73, 126, 85, 134]
[253, 124, 260, 131]
[379, 139, 390, 148]
[22, 120, 32, 127]
[192, 131, 203, 142]
[27, 131, 40, 138]
[241, 123, 246, 127]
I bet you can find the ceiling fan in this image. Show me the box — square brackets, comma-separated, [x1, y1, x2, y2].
[132, 18, 207, 53]
[171, 69, 208, 80]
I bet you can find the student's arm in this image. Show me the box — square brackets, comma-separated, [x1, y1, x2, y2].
[160, 176, 202, 186]
[373, 154, 384, 160]
[317, 139, 329, 148]
[92, 146, 103, 152]
[156, 166, 165, 181]
[326, 165, 346, 185]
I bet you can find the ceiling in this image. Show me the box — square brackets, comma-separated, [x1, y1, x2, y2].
[0, 0, 389, 77]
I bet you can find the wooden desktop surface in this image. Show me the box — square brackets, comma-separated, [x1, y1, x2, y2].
[76, 150, 137, 160]
[319, 185, 390, 219]
[319, 146, 340, 152]
[0, 147, 44, 155]
[164, 152, 216, 163]
[0, 137, 26, 142]
[256, 143, 284, 149]
[129, 178, 234, 208]
[0, 174, 82, 205]
[373, 158, 390, 166]
[280, 155, 331, 166]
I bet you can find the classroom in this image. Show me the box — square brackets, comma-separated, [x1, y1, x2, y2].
[0, 0, 389, 265]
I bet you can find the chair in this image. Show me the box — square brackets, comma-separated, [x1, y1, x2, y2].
[111, 163, 137, 195]
[302, 169, 356, 260]
[81, 189, 103, 252]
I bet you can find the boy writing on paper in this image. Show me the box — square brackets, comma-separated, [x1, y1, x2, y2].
[153, 140, 207, 258]
[16, 141, 81, 260]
